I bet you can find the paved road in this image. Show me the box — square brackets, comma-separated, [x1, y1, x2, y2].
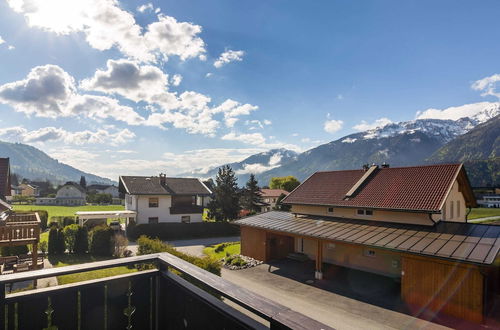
[221, 264, 449, 330]
[128, 236, 240, 257]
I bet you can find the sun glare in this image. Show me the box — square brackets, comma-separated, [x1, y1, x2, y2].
[24, 0, 89, 34]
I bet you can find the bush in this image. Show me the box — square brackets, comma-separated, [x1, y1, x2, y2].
[49, 216, 76, 227]
[39, 241, 48, 254]
[114, 234, 128, 257]
[63, 224, 79, 253]
[1, 245, 28, 257]
[136, 236, 221, 276]
[127, 222, 240, 241]
[48, 227, 58, 255]
[74, 226, 89, 255]
[56, 229, 66, 254]
[35, 210, 48, 230]
[90, 225, 115, 257]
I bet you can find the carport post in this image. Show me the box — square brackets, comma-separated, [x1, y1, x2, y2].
[315, 240, 323, 280]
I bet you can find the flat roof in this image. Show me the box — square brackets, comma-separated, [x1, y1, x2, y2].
[76, 210, 136, 220]
[235, 211, 500, 265]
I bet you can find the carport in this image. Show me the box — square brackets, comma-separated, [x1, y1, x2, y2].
[237, 211, 500, 323]
[76, 210, 137, 228]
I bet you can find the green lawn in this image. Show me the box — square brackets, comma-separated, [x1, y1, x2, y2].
[49, 255, 137, 285]
[203, 242, 240, 260]
[468, 208, 500, 220]
[13, 204, 124, 219]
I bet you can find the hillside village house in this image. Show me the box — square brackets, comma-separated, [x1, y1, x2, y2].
[260, 188, 289, 212]
[35, 182, 86, 206]
[119, 174, 212, 224]
[87, 184, 120, 198]
[236, 164, 500, 323]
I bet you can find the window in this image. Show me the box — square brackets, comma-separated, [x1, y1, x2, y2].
[148, 217, 159, 224]
[363, 249, 376, 257]
[327, 207, 334, 214]
[149, 197, 159, 208]
[181, 216, 191, 223]
[357, 209, 373, 216]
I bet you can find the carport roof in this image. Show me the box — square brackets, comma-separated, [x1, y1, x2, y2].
[235, 211, 500, 265]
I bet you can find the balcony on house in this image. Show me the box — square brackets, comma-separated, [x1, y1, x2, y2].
[0, 253, 331, 330]
[170, 195, 205, 215]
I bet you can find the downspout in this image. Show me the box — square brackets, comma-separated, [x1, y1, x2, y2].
[466, 207, 472, 223]
[428, 213, 437, 225]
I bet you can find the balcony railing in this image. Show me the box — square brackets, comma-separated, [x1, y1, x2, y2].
[0, 253, 332, 330]
[170, 205, 204, 214]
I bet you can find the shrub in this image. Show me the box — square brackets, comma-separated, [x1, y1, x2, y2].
[35, 210, 48, 230]
[56, 229, 66, 254]
[1, 245, 28, 257]
[49, 216, 76, 227]
[136, 236, 221, 276]
[127, 222, 240, 241]
[63, 217, 76, 227]
[74, 226, 89, 255]
[114, 234, 128, 257]
[39, 241, 48, 254]
[48, 227, 59, 255]
[63, 224, 79, 253]
[90, 225, 114, 257]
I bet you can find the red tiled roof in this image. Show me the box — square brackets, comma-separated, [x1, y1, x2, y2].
[0, 158, 10, 198]
[282, 164, 473, 212]
[260, 189, 289, 198]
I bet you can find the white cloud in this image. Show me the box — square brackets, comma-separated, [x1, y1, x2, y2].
[415, 102, 498, 121]
[171, 74, 182, 87]
[236, 152, 283, 175]
[0, 126, 135, 146]
[301, 137, 311, 143]
[7, 0, 206, 62]
[292, 133, 299, 137]
[353, 117, 392, 131]
[341, 137, 357, 143]
[263, 119, 272, 125]
[471, 74, 500, 99]
[0, 64, 146, 125]
[205, 72, 212, 78]
[323, 118, 343, 134]
[214, 50, 245, 68]
[221, 132, 266, 146]
[137, 3, 154, 13]
[80, 59, 169, 103]
[0, 36, 4, 45]
[8, 45, 15, 50]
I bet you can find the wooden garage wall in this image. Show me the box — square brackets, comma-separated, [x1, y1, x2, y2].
[401, 256, 484, 323]
[240, 226, 267, 261]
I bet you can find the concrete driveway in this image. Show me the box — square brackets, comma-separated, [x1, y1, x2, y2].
[221, 260, 449, 330]
[128, 236, 240, 257]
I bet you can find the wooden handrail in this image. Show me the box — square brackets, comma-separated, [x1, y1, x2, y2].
[0, 253, 333, 330]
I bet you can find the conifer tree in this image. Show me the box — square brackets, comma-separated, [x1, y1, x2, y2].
[242, 174, 263, 213]
[207, 165, 240, 221]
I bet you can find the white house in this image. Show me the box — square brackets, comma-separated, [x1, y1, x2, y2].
[35, 182, 86, 206]
[260, 189, 289, 212]
[87, 184, 120, 198]
[118, 174, 212, 224]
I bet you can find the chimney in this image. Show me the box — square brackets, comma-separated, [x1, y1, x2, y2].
[159, 173, 166, 186]
[381, 162, 390, 168]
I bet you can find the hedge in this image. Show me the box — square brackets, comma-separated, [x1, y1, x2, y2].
[89, 225, 114, 257]
[136, 236, 221, 276]
[127, 222, 240, 241]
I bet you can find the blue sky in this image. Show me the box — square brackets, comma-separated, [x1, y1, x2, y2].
[0, 0, 499, 180]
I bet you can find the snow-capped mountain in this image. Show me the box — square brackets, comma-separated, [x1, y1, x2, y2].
[180, 148, 299, 185]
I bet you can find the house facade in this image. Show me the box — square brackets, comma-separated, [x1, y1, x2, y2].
[236, 164, 499, 324]
[87, 184, 120, 198]
[35, 182, 86, 206]
[260, 189, 288, 212]
[119, 174, 211, 224]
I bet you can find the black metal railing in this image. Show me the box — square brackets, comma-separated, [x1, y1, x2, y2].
[0, 253, 332, 330]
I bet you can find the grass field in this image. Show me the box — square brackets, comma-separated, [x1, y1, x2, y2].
[468, 208, 500, 220]
[203, 242, 240, 260]
[13, 204, 125, 219]
[49, 254, 137, 285]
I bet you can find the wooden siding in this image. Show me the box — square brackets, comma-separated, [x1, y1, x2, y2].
[240, 226, 267, 261]
[401, 255, 484, 323]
